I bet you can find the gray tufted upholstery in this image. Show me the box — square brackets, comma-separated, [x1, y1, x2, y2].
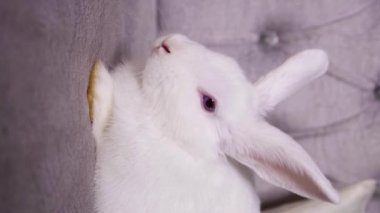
[1, 0, 379, 212]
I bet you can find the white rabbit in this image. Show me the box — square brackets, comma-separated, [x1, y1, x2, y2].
[87, 34, 339, 213]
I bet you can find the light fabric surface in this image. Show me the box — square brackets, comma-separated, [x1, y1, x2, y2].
[1, 0, 379, 212]
[0, 0, 156, 212]
[263, 179, 376, 213]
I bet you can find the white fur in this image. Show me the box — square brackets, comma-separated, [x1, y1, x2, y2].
[90, 34, 338, 213]
[253, 49, 328, 115]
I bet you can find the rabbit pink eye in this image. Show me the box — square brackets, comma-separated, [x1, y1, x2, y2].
[202, 94, 216, 112]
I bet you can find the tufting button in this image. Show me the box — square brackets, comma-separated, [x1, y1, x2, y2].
[374, 84, 380, 100]
[259, 31, 280, 48]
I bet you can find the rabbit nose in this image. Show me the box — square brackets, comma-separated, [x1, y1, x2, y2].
[153, 34, 190, 54]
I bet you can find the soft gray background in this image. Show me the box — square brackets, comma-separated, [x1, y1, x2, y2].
[1, 0, 379, 212]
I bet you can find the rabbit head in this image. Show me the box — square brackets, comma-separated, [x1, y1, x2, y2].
[141, 34, 255, 159]
[139, 34, 339, 203]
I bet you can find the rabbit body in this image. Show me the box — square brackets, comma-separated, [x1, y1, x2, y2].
[94, 66, 259, 213]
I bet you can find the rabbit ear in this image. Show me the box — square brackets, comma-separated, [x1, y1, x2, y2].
[253, 49, 328, 115]
[87, 60, 113, 143]
[222, 120, 339, 203]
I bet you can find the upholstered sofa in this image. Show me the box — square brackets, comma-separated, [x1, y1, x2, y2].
[1, 0, 379, 212]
